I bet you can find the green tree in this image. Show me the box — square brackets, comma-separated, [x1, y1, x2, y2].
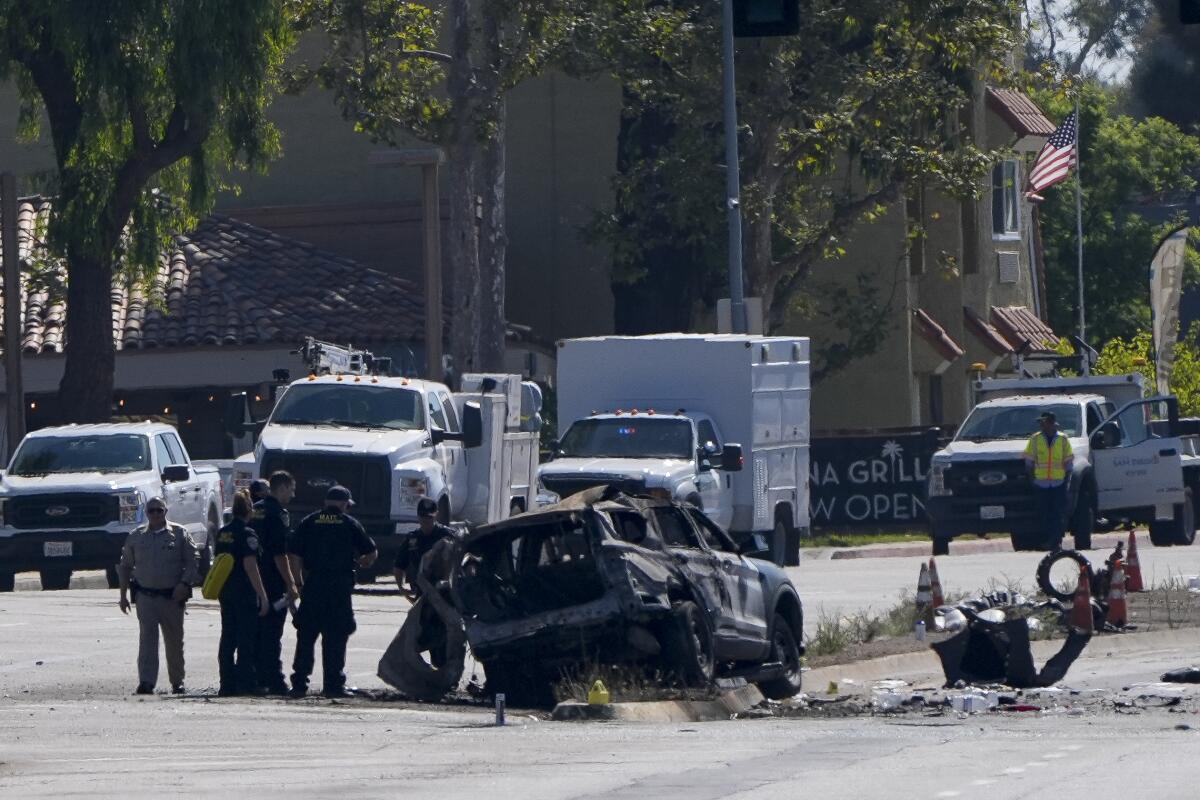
[573, 0, 1020, 362]
[1129, 0, 1200, 131]
[291, 0, 578, 375]
[0, 1, 292, 421]
[1088, 327, 1200, 415]
[1034, 82, 1200, 348]
[1022, 0, 1152, 76]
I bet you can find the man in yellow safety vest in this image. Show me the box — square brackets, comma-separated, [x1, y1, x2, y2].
[1023, 410, 1074, 550]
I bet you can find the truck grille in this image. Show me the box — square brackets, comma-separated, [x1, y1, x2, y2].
[8, 493, 119, 529]
[946, 459, 1031, 498]
[540, 474, 645, 500]
[260, 451, 391, 520]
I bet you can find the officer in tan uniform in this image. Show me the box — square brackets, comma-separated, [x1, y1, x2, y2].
[117, 496, 201, 695]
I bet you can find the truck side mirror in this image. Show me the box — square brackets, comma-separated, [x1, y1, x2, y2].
[461, 402, 484, 448]
[223, 393, 255, 438]
[162, 465, 190, 483]
[1092, 424, 1118, 450]
[719, 443, 744, 472]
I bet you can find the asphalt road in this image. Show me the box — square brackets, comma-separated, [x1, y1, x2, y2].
[3, 550, 1200, 799]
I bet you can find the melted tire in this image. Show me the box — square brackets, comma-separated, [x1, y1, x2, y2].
[662, 600, 715, 687]
[1036, 549, 1093, 602]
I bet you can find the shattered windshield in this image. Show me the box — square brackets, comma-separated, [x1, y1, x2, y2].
[9, 434, 152, 476]
[558, 418, 694, 459]
[956, 403, 1081, 441]
[269, 384, 423, 431]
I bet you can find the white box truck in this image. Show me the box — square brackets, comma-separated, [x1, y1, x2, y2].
[539, 334, 811, 565]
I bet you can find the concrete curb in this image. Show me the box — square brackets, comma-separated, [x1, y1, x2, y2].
[804, 532, 1127, 562]
[804, 626, 1200, 690]
[551, 685, 765, 723]
[13, 570, 109, 592]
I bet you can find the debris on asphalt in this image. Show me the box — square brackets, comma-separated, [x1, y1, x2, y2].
[1162, 667, 1200, 684]
[931, 614, 1091, 688]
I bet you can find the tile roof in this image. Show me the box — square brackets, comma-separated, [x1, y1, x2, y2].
[0, 198, 430, 355]
[912, 308, 965, 362]
[963, 305, 1014, 355]
[985, 87, 1056, 138]
[990, 305, 1059, 353]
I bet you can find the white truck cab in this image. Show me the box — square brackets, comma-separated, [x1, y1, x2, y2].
[0, 423, 223, 591]
[228, 342, 540, 577]
[926, 373, 1199, 553]
[539, 334, 811, 566]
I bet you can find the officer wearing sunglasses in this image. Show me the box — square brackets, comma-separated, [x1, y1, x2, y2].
[116, 497, 200, 695]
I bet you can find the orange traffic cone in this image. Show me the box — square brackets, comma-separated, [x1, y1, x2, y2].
[928, 558, 945, 608]
[1125, 532, 1144, 593]
[916, 562, 933, 625]
[1106, 557, 1128, 628]
[1070, 564, 1094, 634]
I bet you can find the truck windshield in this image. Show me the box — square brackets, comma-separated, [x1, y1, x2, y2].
[558, 418, 693, 459]
[269, 384, 423, 431]
[9, 435, 152, 475]
[956, 403, 1082, 441]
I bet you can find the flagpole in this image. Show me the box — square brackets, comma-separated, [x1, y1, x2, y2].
[1075, 94, 1088, 375]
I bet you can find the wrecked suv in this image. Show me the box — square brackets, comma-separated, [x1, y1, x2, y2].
[450, 488, 805, 702]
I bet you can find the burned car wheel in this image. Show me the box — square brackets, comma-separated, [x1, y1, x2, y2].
[663, 600, 715, 687]
[757, 613, 804, 700]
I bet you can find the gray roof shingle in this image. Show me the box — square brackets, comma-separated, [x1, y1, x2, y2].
[0, 198, 430, 355]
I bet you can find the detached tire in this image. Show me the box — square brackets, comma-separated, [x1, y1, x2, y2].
[757, 612, 804, 700]
[40, 568, 71, 591]
[1036, 549, 1093, 602]
[663, 600, 715, 687]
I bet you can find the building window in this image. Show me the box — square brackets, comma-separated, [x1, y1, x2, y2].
[991, 160, 1019, 236]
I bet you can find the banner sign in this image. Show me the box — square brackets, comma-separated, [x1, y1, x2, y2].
[810, 429, 942, 527]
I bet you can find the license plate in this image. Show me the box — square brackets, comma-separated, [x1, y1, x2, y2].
[980, 506, 1005, 521]
[44, 541, 73, 557]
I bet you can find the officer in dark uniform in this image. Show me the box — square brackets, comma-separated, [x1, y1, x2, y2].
[392, 497, 456, 599]
[289, 485, 377, 698]
[253, 470, 299, 695]
[216, 490, 269, 696]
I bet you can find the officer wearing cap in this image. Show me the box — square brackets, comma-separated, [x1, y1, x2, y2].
[392, 497, 457, 600]
[288, 485, 377, 698]
[1024, 410, 1074, 550]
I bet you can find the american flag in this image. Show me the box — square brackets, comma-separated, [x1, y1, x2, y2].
[1025, 112, 1077, 201]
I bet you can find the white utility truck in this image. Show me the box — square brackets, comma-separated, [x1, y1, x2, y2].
[0, 423, 223, 591]
[926, 373, 1200, 553]
[228, 340, 540, 578]
[538, 334, 811, 566]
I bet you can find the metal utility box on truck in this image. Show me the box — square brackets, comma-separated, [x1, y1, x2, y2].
[542, 334, 811, 565]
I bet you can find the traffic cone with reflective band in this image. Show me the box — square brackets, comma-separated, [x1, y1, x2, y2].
[928, 558, 945, 608]
[1125, 532, 1145, 593]
[1070, 564, 1094, 634]
[916, 562, 934, 627]
[1106, 558, 1128, 628]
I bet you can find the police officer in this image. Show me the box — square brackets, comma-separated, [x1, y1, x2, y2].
[216, 490, 270, 696]
[117, 497, 201, 695]
[1024, 410, 1075, 550]
[289, 485, 377, 698]
[392, 497, 456, 599]
[253, 470, 299, 694]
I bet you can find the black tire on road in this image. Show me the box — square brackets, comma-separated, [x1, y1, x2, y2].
[40, 568, 71, 591]
[757, 612, 804, 700]
[662, 600, 715, 687]
[1149, 487, 1196, 547]
[1036, 549, 1094, 602]
[105, 566, 121, 590]
[1071, 483, 1095, 551]
[0, 572, 14, 592]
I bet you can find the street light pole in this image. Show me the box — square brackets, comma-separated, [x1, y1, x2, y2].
[721, 0, 747, 334]
[1, 173, 25, 456]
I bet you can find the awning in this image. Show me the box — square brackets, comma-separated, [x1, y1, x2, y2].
[985, 87, 1056, 138]
[990, 306, 1060, 353]
[913, 308, 964, 374]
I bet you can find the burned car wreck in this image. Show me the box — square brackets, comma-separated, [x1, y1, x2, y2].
[449, 487, 805, 703]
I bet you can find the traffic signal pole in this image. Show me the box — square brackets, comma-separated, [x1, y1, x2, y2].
[721, 0, 748, 335]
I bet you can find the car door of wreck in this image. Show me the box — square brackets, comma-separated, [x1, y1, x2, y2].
[685, 507, 769, 643]
[646, 505, 754, 658]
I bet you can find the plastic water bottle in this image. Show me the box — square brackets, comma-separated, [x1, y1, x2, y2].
[914, 620, 926, 641]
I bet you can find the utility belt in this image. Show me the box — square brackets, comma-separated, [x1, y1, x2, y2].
[130, 580, 176, 601]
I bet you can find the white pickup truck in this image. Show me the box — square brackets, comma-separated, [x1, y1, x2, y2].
[229, 371, 540, 579]
[0, 423, 223, 591]
[538, 334, 811, 566]
[926, 374, 1200, 553]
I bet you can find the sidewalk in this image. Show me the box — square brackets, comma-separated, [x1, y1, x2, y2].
[802, 531, 1127, 562]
